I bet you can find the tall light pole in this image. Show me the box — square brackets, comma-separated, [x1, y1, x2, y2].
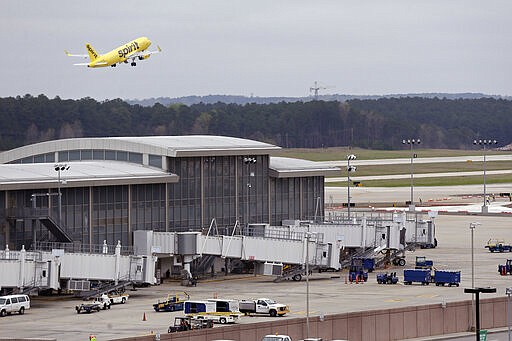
[54, 163, 70, 224]
[243, 157, 256, 229]
[402, 138, 420, 211]
[347, 154, 357, 219]
[305, 231, 312, 339]
[464, 287, 497, 341]
[469, 221, 481, 331]
[507, 287, 512, 341]
[473, 139, 498, 213]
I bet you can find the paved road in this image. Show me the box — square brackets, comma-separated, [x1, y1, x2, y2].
[317, 155, 512, 167]
[326, 170, 512, 183]
[325, 184, 512, 210]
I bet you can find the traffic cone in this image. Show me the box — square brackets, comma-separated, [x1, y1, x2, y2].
[143, 312, 147, 321]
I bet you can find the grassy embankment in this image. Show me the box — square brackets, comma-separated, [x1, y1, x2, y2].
[272, 147, 512, 187]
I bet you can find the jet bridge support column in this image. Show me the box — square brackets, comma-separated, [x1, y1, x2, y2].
[115, 241, 121, 285]
[177, 232, 200, 285]
[19, 245, 26, 290]
[361, 217, 367, 248]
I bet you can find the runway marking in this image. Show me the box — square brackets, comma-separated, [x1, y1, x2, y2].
[293, 310, 318, 315]
[416, 294, 439, 298]
[384, 298, 405, 302]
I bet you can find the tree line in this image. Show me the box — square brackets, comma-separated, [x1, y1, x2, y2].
[0, 94, 510, 150]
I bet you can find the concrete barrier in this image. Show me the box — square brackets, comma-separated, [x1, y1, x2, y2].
[111, 296, 508, 341]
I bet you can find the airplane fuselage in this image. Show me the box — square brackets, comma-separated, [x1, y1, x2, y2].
[88, 37, 151, 68]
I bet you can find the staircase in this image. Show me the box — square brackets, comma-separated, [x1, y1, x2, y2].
[39, 216, 73, 243]
[79, 279, 134, 300]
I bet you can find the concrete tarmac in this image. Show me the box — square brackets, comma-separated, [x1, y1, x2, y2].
[1, 212, 511, 341]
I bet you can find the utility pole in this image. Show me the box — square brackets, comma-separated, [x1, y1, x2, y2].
[347, 154, 357, 219]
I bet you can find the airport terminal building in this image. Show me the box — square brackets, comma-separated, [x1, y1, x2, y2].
[0, 136, 339, 250]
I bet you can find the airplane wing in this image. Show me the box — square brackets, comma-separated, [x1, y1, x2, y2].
[72, 61, 108, 66]
[127, 45, 162, 60]
[64, 50, 89, 59]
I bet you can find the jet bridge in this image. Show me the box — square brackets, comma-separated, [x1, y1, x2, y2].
[0, 241, 157, 294]
[135, 210, 435, 281]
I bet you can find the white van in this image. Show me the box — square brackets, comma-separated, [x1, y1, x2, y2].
[0, 295, 30, 316]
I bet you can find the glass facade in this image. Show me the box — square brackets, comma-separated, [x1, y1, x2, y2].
[269, 176, 325, 224]
[238, 155, 269, 226]
[1, 150, 327, 249]
[131, 184, 166, 233]
[203, 156, 238, 228]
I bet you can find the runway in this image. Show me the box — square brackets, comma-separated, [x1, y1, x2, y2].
[325, 184, 512, 213]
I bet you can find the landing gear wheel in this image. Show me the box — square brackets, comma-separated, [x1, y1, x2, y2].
[131, 62, 136, 66]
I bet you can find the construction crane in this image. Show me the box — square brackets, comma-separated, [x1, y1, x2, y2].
[309, 81, 331, 100]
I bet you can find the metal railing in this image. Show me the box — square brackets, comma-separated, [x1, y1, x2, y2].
[0, 250, 42, 261]
[34, 241, 134, 255]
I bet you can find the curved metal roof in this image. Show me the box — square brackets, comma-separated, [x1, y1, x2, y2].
[0, 162, 178, 190]
[269, 157, 340, 178]
[0, 135, 281, 163]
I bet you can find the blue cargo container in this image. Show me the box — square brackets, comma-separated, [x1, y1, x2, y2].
[353, 257, 375, 272]
[403, 269, 431, 285]
[434, 270, 460, 287]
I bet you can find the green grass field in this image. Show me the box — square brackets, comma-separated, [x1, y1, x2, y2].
[327, 174, 512, 187]
[330, 161, 512, 177]
[274, 147, 512, 187]
[272, 147, 506, 161]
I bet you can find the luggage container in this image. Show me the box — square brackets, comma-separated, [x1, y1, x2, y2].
[434, 270, 460, 286]
[403, 269, 431, 285]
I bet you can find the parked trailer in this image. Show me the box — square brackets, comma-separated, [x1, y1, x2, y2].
[403, 269, 431, 285]
[76, 302, 102, 314]
[193, 313, 238, 324]
[434, 270, 460, 286]
[207, 299, 240, 313]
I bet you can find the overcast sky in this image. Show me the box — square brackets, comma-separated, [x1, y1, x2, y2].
[1, 1, 511, 101]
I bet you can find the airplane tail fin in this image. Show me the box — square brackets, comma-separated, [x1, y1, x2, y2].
[85, 44, 99, 62]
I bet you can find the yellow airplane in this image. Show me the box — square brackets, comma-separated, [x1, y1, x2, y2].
[65, 36, 161, 68]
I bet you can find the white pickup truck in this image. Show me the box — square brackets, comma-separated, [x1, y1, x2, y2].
[239, 298, 289, 317]
[106, 293, 129, 304]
